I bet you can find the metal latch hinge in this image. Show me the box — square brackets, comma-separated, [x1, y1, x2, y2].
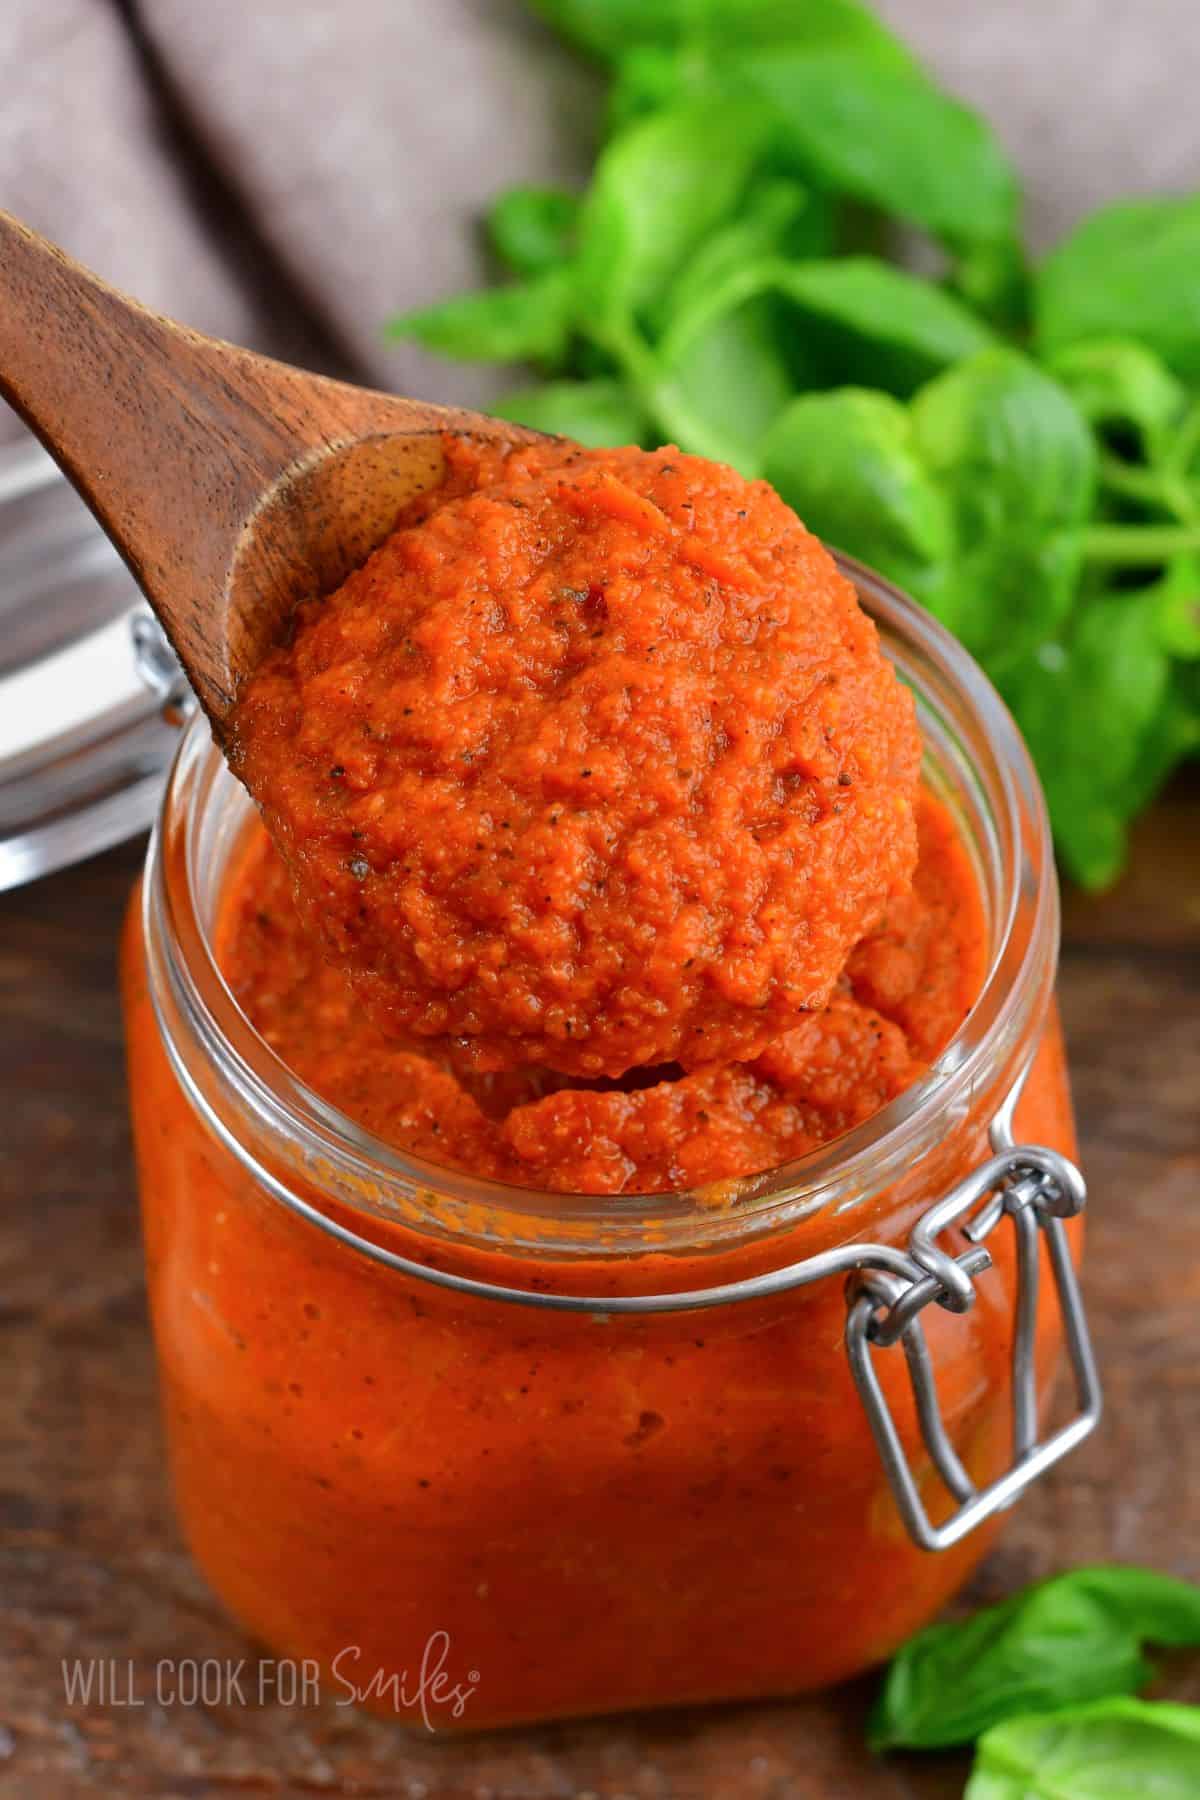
[844, 1135, 1100, 1552]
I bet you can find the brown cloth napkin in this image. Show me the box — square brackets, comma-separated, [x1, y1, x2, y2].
[0, 0, 596, 435]
[2, 0, 1198, 444]
[130, 0, 598, 400]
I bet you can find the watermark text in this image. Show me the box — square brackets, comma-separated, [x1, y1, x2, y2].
[61, 1631, 480, 1731]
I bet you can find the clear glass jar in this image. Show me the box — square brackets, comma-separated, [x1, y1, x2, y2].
[121, 562, 1085, 1730]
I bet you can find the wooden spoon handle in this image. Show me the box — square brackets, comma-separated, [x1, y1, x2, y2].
[0, 213, 286, 577]
[0, 213, 401, 718]
[0, 213, 392, 561]
[0, 212, 519, 727]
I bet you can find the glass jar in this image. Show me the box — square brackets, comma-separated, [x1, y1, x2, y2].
[121, 561, 1093, 1731]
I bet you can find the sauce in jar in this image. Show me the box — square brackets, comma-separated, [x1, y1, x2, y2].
[215, 786, 984, 1195]
[123, 547, 1082, 1728]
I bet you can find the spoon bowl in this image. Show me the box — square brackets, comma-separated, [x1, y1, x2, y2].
[221, 430, 461, 729]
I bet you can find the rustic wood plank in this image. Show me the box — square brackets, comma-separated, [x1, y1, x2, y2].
[0, 776, 1197, 1797]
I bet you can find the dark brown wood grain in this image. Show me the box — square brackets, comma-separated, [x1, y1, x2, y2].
[0, 780, 1197, 1800]
[0, 213, 537, 731]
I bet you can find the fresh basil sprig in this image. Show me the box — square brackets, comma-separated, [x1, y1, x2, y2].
[1036, 194, 1200, 378]
[965, 1698, 1200, 1798]
[486, 185, 580, 277]
[871, 1565, 1200, 1751]
[386, 0, 1200, 888]
[735, 47, 1018, 248]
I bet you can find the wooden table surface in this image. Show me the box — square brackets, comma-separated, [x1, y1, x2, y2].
[2, 781, 1197, 1800]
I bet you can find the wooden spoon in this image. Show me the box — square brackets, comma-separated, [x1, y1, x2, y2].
[0, 211, 538, 737]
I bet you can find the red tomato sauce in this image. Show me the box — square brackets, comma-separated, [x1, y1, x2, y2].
[124, 844, 1076, 1729]
[216, 788, 983, 1195]
[230, 436, 922, 1080]
[124, 432, 1081, 1727]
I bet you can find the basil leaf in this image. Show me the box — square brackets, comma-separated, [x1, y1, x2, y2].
[952, 236, 1030, 331]
[660, 180, 818, 330]
[662, 257, 995, 394]
[1154, 554, 1200, 659]
[778, 258, 996, 390]
[577, 100, 769, 331]
[1005, 598, 1173, 888]
[651, 300, 795, 474]
[386, 267, 575, 364]
[605, 45, 696, 135]
[1036, 195, 1200, 378]
[1046, 338, 1186, 456]
[1118, 661, 1200, 817]
[939, 536, 1084, 668]
[966, 1699, 1200, 1799]
[526, 0, 687, 60]
[487, 185, 580, 277]
[913, 348, 1096, 536]
[736, 49, 1018, 246]
[534, 0, 918, 65]
[763, 388, 951, 593]
[872, 1564, 1200, 1751]
[688, 0, 917, 66]
[910, 348, 1096, 658]
[601, 0, 915, 135]
[646, 184, 827, 470]
[493, 378, 651, 448]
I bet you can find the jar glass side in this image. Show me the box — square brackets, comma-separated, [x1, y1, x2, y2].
[121, 562, 1081, 1726]
[142, 562, 1062, 1273]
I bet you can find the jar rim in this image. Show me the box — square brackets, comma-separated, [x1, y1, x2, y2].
[143, 555, 1059, 1258]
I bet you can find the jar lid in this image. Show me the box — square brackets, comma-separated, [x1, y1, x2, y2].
[0, 432, 188, 890]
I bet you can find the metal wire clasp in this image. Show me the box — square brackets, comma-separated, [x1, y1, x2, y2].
[844, 1086, 1100, 1551]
